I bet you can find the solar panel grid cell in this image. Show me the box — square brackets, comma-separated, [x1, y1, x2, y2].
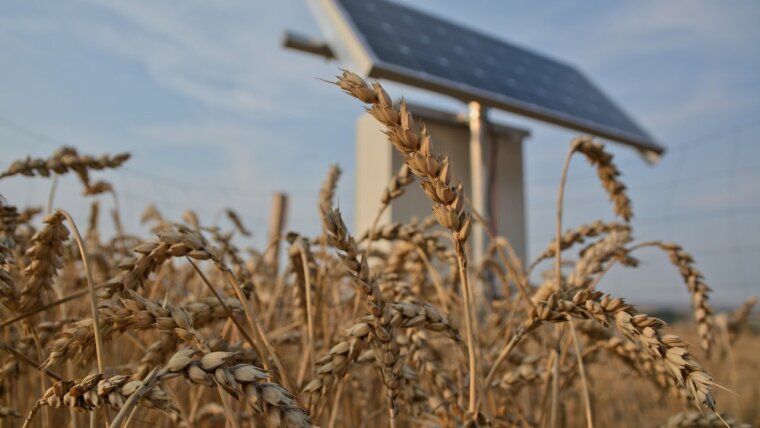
[333, 0, 660, 152]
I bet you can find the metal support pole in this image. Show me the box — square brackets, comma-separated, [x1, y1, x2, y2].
[468, 101, 488, 266]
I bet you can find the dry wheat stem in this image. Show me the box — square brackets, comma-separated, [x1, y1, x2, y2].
[326, 373, 348, 428]
[215, 383, 243, 428]
[554, 142, 576, 292]
[568, 318, 593, 428]
[57, 209, 106, 374]
[454, 241, 478, 418]
[547, 144, 576, 428]
[300, 247, 316, 386]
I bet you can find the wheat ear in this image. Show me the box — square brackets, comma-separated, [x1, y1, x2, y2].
[225, 208, 252, 236]
[321, 204, 402, 425]
[165, 348, 312, 427]
[572, 137, 633, 221]
[43, 290, 244, 367]
[318, 164, 342, 211]
[336, 70, 478, 418]
[0, 202, 18, 311]
[21, 372, 177, 428]
[366, 164, 415, 257]
[644, 242, 714, 353]
[524, 290, 714, 410]
[19, 212, 69, 312]
[0, 146, 130, 179]
[528, 221, 629, 272]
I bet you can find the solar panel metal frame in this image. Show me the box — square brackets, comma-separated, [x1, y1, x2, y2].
[308, 0, 663, 155]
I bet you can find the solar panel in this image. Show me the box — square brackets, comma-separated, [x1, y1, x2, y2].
[313, 0, 662, 153]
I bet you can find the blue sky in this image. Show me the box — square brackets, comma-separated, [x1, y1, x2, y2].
[1, 0, 759, 306]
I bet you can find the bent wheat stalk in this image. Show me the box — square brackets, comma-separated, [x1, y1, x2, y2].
[488, 289, 716, 411]
[57, 209, 107, 373]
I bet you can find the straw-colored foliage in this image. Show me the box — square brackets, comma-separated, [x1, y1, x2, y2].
[0, 71, 756, 428]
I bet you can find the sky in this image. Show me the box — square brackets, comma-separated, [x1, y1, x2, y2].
[1, 0, 759, 307]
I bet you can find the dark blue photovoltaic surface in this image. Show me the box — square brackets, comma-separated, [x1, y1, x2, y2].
[335, 0, 655, 147]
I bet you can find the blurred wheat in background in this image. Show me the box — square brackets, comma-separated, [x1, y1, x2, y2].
[0, 72, 756, 427]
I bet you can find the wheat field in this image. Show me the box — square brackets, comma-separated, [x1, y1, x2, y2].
[0, 70, 757, 428]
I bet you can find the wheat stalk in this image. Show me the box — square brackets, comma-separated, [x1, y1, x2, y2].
[528, 221, 629, 272]
[43, 290, 244, 367]
[405, 330, 460, 416]
[663, 411, 750, 428]
[105, 224, 216, 294]
[566, 227, 634, 289]
[649, 242, 714, 353]
[2, 73, 754, 427]
[571, 137, 633, 222]
[0, 198, 18, 309]
[336, 70, 479, 419]
[320, 204, 402, 425]
[0, 146, 130, 195]
[302, 322, 367, 409]
[165, 348, 311, 427]
[21, 372, 177, 428]
[517, 289, 715, 410]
